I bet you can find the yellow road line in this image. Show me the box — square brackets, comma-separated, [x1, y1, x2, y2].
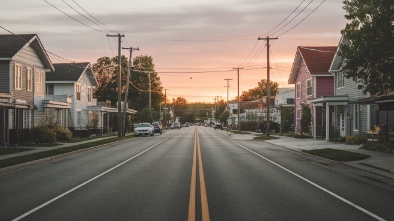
[197, 129, 210, 221]
[188, 130, 197, 221]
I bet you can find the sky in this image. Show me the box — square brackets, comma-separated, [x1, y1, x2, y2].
[1, 0, 348, 103]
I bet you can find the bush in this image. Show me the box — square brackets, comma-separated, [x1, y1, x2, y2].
[48, 122, 72, 141]
[362, 140, 394, 153]
[30, 125, 56, 144]
[345, 136, 366, 145]
[55, 126, 72, 141]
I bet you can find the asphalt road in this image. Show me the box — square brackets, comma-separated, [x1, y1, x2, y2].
[1, 126, 394, 221]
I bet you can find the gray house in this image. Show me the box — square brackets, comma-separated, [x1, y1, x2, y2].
[308, 37, 376, 140]
[0, 34, 54, 146]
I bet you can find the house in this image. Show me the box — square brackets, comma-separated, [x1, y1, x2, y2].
[0, 34, 54, 146]
[228, 98, 275, 128]
[274, 87, 295, 130]
[288, 46, 337, 137]
[46, 62, 136, 134]
[46, 62, 99, 131]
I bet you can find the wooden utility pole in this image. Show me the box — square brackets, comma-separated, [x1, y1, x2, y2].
[258, 36, 278, 136]
[107, 33, 125, 137]
[233, 67, 243, 130]
[121, 46, 139, 136]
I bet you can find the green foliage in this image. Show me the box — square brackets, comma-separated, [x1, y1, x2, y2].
[182, 110, 195, 123]
[219, 110, 229, 124]
[344, 135, 367, 145]
[30, 125, 56, 144]
[280, 106, 294, 133]
[300, 103, 311, 135]
[133, 107, 160, 123]
[341, 0, 394, 95]
[362, 140, 394, 153]
[239, 121, 279, 133]
[92, 55, 163, 112]
[240, 79, 279, 101]
[173, 97, 188, 117]
[53, 126, 72, 141]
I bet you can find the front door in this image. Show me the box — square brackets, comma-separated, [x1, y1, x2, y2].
[339, 113, 345, 136]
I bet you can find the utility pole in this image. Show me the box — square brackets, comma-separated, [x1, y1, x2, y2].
[164, 89, 168, 127]
[107, 33, 125, 137]
[148, 72, 151, 111]
[258, 36, 278, 136]
[122, 46, 139, 136]
[224, 79, 233, 106]
[233, 67, 243, 130]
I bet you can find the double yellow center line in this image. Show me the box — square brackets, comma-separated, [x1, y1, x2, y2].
[188, 128, 210, 221]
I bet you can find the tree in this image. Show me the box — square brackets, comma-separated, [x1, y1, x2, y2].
[240, 79, 279, 101]
[173, 97, 188, 117]
[341, 0, 394, 95]
[134, 107, 160, 123]
[219, 110, 230, 124]
[92, 55, 163, 112]
[300, 103, 311, 135]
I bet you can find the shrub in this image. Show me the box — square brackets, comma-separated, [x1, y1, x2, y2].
[55, 126, 72, 141]
[30, 125, 56, 144]
[48, 122, 72, 141]
[345, 135, 366, 145]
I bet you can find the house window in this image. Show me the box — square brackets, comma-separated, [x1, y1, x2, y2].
[296, 109, 301, 119]
[35, 70, 44, 93]
[76, 84, 81, 101]
[336, 72, 344, 89]
[27, 68, 32, 91]
[15, 64, 22, 90]
[306, 79, 312, 96]
[353, 104, 359, 131]
[296, 82, 301, 99]
[87, 87, 92, 102]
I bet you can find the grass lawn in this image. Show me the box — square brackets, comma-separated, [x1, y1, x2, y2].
[0, 148, 34, 156]
[0, 135, 133, 169]
[302, 148, 370, 161]
[254, 135, 280, 140]
[230, 130, 251, 135]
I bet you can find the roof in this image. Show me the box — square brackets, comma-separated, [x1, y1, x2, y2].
[47, 62, 98, 86]
[0, 34, 54, 71]
[288, 46, 337, 84]
[329, 36, 349, 73]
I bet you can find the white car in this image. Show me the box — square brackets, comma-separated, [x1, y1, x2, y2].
[134, 123, 154, 137]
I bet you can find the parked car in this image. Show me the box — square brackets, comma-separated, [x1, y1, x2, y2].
[184, 122, 190, 127]
[152, 122, 163, 134]
[134, 123, 154, 137]
[214, 123, 223, 130]
[171, 122, 181, 129]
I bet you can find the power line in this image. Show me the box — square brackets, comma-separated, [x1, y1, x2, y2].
[277, 0, 326, 37]
[261, 0, 307, 37]
[269, 0, 315, 36]
[70, 0, 117, 33]
[43, 0, 107, 34]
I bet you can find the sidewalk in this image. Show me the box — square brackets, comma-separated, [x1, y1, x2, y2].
[226, 131, 394, 178]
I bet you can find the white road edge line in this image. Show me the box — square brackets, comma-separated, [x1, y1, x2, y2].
[224, 135, 386, 221]
[12, 134, 177, 221]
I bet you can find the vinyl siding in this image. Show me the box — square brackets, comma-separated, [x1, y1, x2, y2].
[315, 76, 334, 97]
[0, 61, 10, 92]
[13, 45, 48, 127]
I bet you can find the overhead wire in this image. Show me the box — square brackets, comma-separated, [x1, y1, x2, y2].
[277, 0, 326, 37]
[261, 0, 307, 37]
[43, 0, 107, 35]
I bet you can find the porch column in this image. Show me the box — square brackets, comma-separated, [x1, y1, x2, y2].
[326, 103, 330, 141]
[313, 104, 316, 139]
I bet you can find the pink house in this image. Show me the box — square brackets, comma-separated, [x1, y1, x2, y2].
[288, 46, 337, 136]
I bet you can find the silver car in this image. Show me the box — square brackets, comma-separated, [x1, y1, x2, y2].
[134, 123, 154, 137]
